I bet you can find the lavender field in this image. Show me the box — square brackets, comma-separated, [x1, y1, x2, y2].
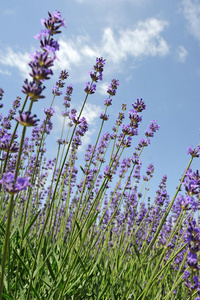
[0, 10, 200, 300]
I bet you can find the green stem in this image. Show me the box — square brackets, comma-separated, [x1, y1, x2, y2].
[145, 156, 194, 257]
[0, 95, 29, 180]
[25, 86, 93, 299]
[0, 195, 14, 300]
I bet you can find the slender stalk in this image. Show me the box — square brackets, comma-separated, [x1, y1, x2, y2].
[0, 195, 14, 300]
[145, 156, 194, 257]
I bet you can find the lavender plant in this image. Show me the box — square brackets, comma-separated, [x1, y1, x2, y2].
[0, 10, 200, 300]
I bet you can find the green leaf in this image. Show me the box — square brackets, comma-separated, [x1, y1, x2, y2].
[132, 235, 141, 263]
[22, 210, 41, 239]
[79, 164, 85, 173]
[0, 222, 5, 235]
[75, 220, 82, 241]
[2, 293, 14, 300]
[12, 247, 30, 275]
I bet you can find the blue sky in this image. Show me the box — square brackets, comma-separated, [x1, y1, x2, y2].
[0, 0, 199, 198]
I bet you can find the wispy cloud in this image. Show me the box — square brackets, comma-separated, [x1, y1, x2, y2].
[102, 18, 169, 61]
[0, 68, 11, 76]
[82, 103, 102, 124]
[175, 45, 188, 63]
[182, 0, 200, 42]
[0, 47, 30, 78]
[0, 18, 170, 81]
[3, 9, 15, 16]
[98, 82, 110, 95]
[53, 103, 102, 131]
[54, 18, 169, 77]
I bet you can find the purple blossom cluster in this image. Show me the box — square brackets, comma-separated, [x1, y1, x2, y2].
[22, 10, 65, 102]
[184, 221, 200, 298]
[0, 172, 31, 195]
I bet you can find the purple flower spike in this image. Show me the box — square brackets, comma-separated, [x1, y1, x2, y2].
[0, 136, 19, 153]
[145, 120, 160, 138]
[41, 10, 66, 36]
[0, 88, 4, 100]
[107, 79, 119, 96]
[148, 120, 160, 132]
[187, 146, 200, 157]
[59, 70, 69, 80]
[52, 86, 62, 96]
[29, 65, 53, 82]
[43, 107, 55, 117]
[0, 172, 31, 195]
[30, 51, 54, 69]
[132, 98, 146, 112]
[56, 80, 65, 88]
[15, 111, 40, 127]
[100, 112, 109, 121]
[104, 98, 112, 106]
[84, 82, 96, 94]
[104, 165, 113, 181]
[93, 57, 106, 74]
[22, 79, 45, 101]
[89, 57, 106, 82]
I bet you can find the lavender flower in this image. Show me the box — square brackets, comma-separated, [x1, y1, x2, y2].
[107, 79, 119, 96]
[104, 98, 112, 106]
[104, 165, 113, 181]
[84, 82, 96, 94]
[59, 70, 69, 80]
[100, 112, 109, 121]
[0, 135, 19, 153]
[184, 221, 200, 297]
[145, 120, 160, 138]
[35, 33, 60, 55]
[52, 86, 62, 96]
[138, 138, 150, 148]
[22, 79, 45, 101]
[29, 63, 53, 82]
[187, 145, 200, 157]
[0, 88, 4, 101]
[128, 109, 142, 127]
[132, 98, 146, 112]
[41, 10, 66, 35]
[30, 51, 54, 69]
[15, 111, 40, 127]
[56, 80, 65, 88]
[0, 172, 31, 195]
[43, 107, 55, 117]
[121, 103, 127, 111]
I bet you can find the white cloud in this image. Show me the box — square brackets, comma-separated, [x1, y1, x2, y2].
[82, 103, 102, 124]
[104, 18, 169, 61]
[55, 18, 169, 76]
[53, 103, 102, 130]
[0, 47, 30, 78]
[0, 68, 11, 76]
[182, 0, 200, 41]
[54, 39, 82, 71]
[0, 18, 169, 80]
[98, 82, 110, 95]
[53, 105, 65, 132]
[176, 45, 188, 63]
